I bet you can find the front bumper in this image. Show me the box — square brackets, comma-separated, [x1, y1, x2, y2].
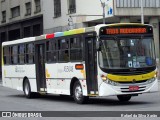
[99, 78, 159, 96]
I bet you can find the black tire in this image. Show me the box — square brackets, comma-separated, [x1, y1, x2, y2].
[73, 81, 88, 104]
[117, 95, 132, 102]
[23, 79, 35, 98]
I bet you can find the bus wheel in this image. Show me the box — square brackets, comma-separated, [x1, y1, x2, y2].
[23, 79, 34, 98]
[117, 95, 131, 102]
[73, 81, 88, 104]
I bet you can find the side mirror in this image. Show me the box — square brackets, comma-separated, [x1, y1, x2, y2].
[96, 41, 101, 51]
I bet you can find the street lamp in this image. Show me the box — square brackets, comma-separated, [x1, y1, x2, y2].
[141, 0, 144, 24]
[100, 0, 105, 24]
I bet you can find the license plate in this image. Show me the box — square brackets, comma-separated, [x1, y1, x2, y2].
[129, 86, 139, 91]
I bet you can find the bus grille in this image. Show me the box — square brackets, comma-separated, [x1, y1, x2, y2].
[120, 86, 146, 93]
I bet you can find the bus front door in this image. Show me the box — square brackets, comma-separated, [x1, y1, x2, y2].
[85, 35, 98, 95]
[35, 43, 46, 92]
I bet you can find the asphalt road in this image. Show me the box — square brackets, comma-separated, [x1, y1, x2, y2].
[0, 82, 160, 120]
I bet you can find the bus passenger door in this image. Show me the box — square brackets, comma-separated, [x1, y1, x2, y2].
[84, 33, 98, 95]
[35, 43, 46, 92]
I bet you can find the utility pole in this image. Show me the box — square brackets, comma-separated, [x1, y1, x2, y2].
[141, 0, 144, 24]
[100, 0, 105, 24]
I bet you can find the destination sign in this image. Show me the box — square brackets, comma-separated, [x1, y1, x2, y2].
[100, 25, 153, 35]
[106, 28, 147, 35]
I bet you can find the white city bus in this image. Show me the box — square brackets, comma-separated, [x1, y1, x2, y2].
[2, 23, 158, 104]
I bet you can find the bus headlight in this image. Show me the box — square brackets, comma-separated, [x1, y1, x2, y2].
[101, 75, 107, 81]
[147, 78, 155, 84]
[101, 74, 120, 86]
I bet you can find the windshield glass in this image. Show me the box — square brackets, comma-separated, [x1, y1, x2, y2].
[99, 37, 156, 69]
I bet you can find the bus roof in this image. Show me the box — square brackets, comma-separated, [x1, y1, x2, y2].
[2, 37, 36, 46]
[2, 23, 151, 46]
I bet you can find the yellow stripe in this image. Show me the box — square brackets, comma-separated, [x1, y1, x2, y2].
[107, 71, 155, 82]
[75, 28, 85, 34]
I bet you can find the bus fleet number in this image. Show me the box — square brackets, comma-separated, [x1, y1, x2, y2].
[64, 66, 73, 72]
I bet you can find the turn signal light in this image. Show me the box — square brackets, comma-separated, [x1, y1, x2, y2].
[75, 64, 84, 70]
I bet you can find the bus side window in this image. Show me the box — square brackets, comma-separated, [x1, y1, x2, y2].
[3, 46, 10, 65]
[26, 43, 34, 64]
[46, 40, 57, 63]
[12, 45, 18, 64]
[19, 44, 25, 64]
[58, 39, 69, 62]
[70, 37, 82, 61]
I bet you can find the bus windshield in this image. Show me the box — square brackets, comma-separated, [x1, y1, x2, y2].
[99, 37, 156, 69]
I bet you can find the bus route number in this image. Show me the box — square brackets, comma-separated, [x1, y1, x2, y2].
[64, 66, 73, 72]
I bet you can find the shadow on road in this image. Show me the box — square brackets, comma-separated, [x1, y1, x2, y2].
[87, 97, 152, 106]
[7, 93, 153, 106]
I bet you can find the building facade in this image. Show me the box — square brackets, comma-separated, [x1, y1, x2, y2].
[0, 0, 43, 75]
[43, 0, 160, 61]
[43, 0, 104, 33]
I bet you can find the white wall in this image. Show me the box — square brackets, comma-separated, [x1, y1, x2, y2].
[76, 0, 103, 21]
[43, 0, 104, 32]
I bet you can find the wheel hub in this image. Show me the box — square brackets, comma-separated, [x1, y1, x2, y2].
[75, 85, 82, 100]
[25, 83, 29, 95]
